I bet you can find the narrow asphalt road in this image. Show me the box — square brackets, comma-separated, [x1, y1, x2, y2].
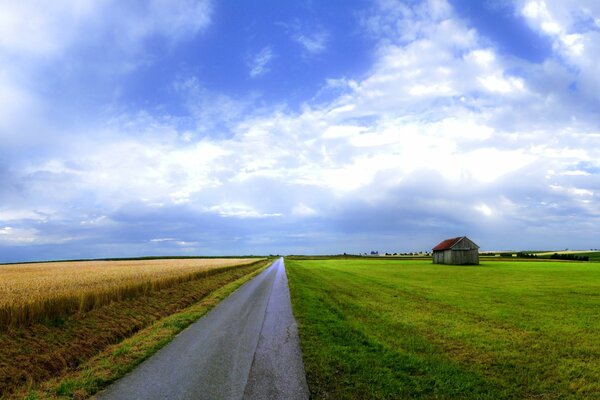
[95, 258, 309, 400]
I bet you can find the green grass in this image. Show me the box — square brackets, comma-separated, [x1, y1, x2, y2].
[287, 259, 600, 399]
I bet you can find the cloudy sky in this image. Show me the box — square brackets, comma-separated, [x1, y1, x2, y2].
[1, 0, 599, 262]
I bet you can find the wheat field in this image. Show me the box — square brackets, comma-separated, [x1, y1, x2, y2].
[0, 258, 262, 328]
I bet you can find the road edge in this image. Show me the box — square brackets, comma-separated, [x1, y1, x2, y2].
[242, 257, 310, 399]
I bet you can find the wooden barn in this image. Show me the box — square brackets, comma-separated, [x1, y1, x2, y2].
[432, 236, 479, 265]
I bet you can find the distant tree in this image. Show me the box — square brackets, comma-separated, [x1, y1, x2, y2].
[517, 252, 538, 258]
[549, 253, 588, 261]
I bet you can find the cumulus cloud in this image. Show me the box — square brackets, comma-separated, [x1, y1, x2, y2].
[517, 0, 600, 100]
[0, 0, 214, 147]
[0, 0, 212, 57]
[0, 1, 96, 57]
[1, 0, 600, 261]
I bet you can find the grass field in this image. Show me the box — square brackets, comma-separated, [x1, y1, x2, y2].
[287, 259, 600, 399]
[0, 258, 270, 399]
[0, 258, 260, 328]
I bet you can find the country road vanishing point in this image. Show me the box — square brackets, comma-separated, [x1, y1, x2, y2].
[96, 258, 309, 400]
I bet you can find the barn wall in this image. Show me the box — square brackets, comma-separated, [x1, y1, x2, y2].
[450, 250, 479, 265]
[433, 249, 479, 264]
[464, 237, 478, 250]
[452, 237, 479, 251]
[433, 250, 453, 264]
[444, 250, 452, 263]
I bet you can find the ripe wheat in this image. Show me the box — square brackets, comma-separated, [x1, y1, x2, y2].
[0, 258, 261, 328]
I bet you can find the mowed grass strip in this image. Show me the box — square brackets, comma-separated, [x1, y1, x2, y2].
[0, 259, 270, 399]
[287, 259, 600, 399]
[0, 258, 261, 328]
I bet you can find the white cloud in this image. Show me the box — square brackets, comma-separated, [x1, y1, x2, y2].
[293, 31, 329, 54]
[322, 125, 366, 139]
[517, 0, 600, 99]
[0, 226, 38, 244]
[279, 20, 329, 56]
[0, 209, 47, 222]
[80, 215, 109, 225]
[248, 47, 274, 78]
[0, 0, 214, 146]
[292, 204, 317, 217]
[0, 73, 36, 132]
[2, 0, 600, 258]
[207, 204, 282, 218]
[478, 74, 525, 93]
[467, 49, 495, 66]
[145, 0, 212, 40]
[474, 203, 493, 217]
[8, 0, 588, 223]
[0, 0, 97, 56]
[0, 0, 212, 57]
[173, 77, 260, 135]
[0, 226, 73, 245]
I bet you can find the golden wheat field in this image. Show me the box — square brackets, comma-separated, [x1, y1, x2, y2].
[0, 258, 262, 328]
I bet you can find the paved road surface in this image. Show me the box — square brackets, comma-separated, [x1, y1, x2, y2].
[96, 258, 309, 400]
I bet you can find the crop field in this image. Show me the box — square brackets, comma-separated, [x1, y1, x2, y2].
[287, 259, 600, 399]
[0, 258, 270, 398]
[0, 258, 260, 328]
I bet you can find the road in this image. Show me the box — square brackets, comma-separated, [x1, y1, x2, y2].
[96, 258, 309, 400]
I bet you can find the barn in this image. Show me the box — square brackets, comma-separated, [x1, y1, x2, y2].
[432, 236, 479, 265]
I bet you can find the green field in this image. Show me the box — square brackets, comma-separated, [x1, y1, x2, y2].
[286, 259, 600, 399]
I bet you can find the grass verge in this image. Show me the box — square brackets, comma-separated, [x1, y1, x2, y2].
[287, 259, 600, 399]
[2, 259, 271, 400]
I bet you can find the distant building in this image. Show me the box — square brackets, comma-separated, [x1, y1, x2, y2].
[432, 236, 479, 265]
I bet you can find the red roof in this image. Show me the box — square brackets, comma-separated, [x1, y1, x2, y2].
[432, 237, 463, 251]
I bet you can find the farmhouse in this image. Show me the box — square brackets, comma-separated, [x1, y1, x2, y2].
[432, 236, 479, 265]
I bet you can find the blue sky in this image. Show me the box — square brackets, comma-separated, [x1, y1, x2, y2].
[1, 0, 600, 262]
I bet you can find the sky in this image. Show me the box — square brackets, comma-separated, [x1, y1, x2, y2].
[1, 0, 600, 262]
